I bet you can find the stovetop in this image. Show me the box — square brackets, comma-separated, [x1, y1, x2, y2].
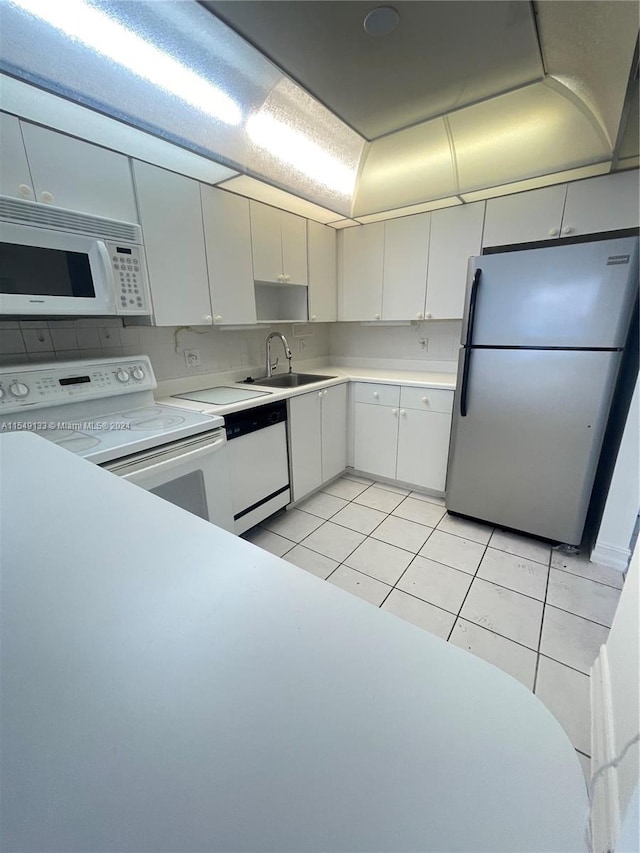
[0, 357, 224, 465]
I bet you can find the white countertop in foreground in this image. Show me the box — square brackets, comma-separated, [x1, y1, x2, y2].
[1, 433, 587, 852]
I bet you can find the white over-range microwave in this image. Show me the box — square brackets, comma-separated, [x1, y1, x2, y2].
[0, 195, 150, 317]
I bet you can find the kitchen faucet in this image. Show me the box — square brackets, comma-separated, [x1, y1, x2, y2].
[265, 332, 293, 377]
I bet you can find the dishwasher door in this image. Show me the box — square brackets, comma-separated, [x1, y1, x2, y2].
[227, 420, 290, 534]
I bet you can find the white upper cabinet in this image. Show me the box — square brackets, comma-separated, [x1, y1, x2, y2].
[201, 188, 256, 326]
[307, 221, 337, 322]
[482, 184, 567, 247]
[0, 112, 33, 200]
[133, 161, 212, 327]
[19, 121, 138, 222]
[339, 223, 385, 321]
[425, 201, 485, 320]
[280, 209, 308, 285]
[382, 213, 430, 321]
[562, 171, 640, 236]
[250, 201, 308, 285]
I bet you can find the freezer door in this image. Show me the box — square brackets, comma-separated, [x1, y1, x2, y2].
[462, 237, 638, 348]
[446, 349, 622, 544]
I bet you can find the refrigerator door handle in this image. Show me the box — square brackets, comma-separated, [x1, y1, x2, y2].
[460, 268, 482, 417]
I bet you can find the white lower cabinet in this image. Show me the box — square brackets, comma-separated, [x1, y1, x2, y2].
[289, 384, 347, 501]
[353, 382, 453, 492]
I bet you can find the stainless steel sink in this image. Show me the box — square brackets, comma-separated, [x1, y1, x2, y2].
[239, 373, 336, 388]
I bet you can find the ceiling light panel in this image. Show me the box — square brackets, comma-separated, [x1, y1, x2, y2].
[218, 175, 343, 224]
[1, 0, 363, 215]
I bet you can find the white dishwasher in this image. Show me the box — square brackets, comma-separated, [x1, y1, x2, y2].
[224, 401, 291, 534]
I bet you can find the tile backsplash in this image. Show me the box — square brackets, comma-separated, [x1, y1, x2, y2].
[1, 318, 460, 378]
[0, 319, 330, 380]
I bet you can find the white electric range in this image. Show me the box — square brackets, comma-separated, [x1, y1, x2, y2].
[0, 356, 234, 530]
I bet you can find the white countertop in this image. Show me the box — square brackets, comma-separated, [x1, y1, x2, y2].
[158, 362, 457, 417]
[1, 432, 587, 852]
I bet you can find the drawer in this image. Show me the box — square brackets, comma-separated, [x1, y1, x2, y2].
[354, 382, 400, 407]
[400, 386, 454, 414]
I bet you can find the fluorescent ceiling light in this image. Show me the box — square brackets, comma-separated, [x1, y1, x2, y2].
[8, 0, 243, 126]
[246, 111, 358, 197]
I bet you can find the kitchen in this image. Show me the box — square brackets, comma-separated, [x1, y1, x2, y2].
[1, 1, 639, 851]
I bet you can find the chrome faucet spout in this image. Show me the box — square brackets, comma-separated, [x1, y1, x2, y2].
[265, 332, 293, 377]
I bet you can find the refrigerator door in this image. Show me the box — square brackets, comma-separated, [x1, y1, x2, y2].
[462, 237, 638, 348]
[446, 348, 622, 544]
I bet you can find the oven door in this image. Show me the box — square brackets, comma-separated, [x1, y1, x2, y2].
[104, 429, 234, 533]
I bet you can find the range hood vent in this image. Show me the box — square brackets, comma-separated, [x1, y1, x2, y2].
[0, 196, 141, 242]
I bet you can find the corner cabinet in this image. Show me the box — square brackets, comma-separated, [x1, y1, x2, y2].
[307, 220, 337, 322]
[288, 384, 347, 502]
[250, 201, 308, 285]
[201, 188, 256, 325]
[132, 161, 212, 326]
[353, 382, 453, 492]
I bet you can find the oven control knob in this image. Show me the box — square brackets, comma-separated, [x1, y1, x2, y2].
[10, 381, 29, 398]
[116, 369, 130, 383]
[132, 366, 145, 381]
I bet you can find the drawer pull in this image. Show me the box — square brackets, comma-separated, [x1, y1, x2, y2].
[422, 396, 429, 404]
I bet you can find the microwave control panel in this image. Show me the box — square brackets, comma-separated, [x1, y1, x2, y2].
[106, 242, 150, 316]
[0, 356, 156, 413]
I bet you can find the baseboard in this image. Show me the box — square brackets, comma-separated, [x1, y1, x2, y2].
[590, 542, 631, 572]
[590, 646, 620, 852]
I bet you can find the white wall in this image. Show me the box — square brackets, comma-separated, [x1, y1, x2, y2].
[0, 318, 331, 381]
[592, 378, 640, 572]
[590, 542, 639, 852]
[329, 320, 461, 373]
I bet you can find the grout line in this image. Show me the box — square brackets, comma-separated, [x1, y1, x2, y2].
[446, 537, 491, 643]
[533, 549, 554, 694]
[538, 652, 593, 680]
[550, 563, 624, 592]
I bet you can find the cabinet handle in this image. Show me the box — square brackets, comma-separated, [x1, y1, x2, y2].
[422, 396, 429, 404]
[214, 315, 223, 322]
[424, 312, 432, 319]
[392, 408, 398, 416]
[203, 314, 213, 323]
[373, 391, 379, 399]
[311, 314, 317, 321]
[323, 390, 327, 396]
[40, 191, 54, 204]
[284, 274, 291, 282]
[18, 184, 33, 198]
[318, 391, 323, 398]
[277, 274, 284, 282]
[374, 313, 380, 320]
[416, 312, 423, 320]
[400, 409, 406, 416]
[548, 228, 559, 237]
[562, 226, 573, 235]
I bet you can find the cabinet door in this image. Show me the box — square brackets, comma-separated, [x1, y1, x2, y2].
[201, 187, 256, 325]
[308, 221, 337, 321]
[0, 112, 33, 200]
[482, 184, 567, 247]
[562, 171, 640, 236]
[133, 161, 212, 327]
[289, 391, 323, 502]
[20, 121, 138, 222]
[321, 384, 347, 482]
[382, 213, 430, 320]
[353, 402, 398, 479]
[281, 210, 308, 285]
[426, 202, 485, 319]
[339, 223, 384, 320]
[396, 409, 452, 492]
[250, 201, 283, 282]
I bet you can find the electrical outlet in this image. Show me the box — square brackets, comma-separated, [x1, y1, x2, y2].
[184, 348, 201, 367]
[418, 338, 428, 351]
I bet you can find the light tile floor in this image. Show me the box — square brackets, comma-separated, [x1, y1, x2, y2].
[243, 473, 625, 787]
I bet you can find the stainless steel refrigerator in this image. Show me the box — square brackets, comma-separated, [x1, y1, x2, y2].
[446, 235, 639, 545]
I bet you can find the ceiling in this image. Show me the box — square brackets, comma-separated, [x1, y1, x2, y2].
[205, 1, 544, 141]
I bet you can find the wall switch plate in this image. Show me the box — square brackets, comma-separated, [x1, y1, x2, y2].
[184, 348, 201, 367]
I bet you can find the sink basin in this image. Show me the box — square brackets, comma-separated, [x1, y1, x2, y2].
[239, 373, 336, 388]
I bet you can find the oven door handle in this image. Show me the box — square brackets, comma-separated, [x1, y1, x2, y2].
[106, 431, 226, 479]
